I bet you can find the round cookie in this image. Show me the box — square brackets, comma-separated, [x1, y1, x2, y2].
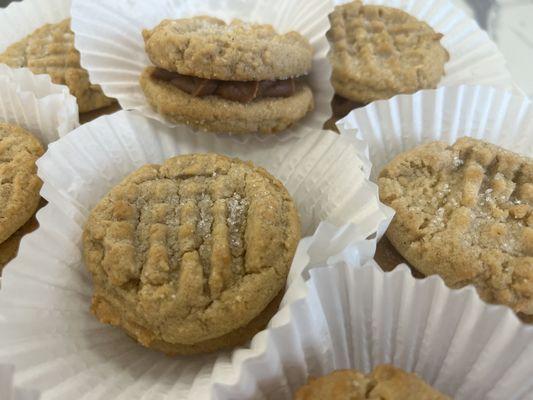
[140, 66, 314, 134]
[328, 1, 449, 104]
[379, 138, 533, 315]
[142, 17, 313, 81]
[0, 123, 43, 245]
[83, 153, 301, 354]
[294, 365, 450, 399]
[0, 19, 114, 113]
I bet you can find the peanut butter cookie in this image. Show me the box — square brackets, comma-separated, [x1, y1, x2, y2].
[0, 19, 114, 113]
[328, 1, 449, 104]
[0, 122, 43, 245]
[143, 16, 312, 81]
[294, 365, 450, 399]
[83, 153, 300, 354]
[379, 138, 533, 315]
[140, 16, 314, 133]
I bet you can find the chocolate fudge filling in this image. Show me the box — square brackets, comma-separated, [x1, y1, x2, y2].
[151, 68, 297, 103]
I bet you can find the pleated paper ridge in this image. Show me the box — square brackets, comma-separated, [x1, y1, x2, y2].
[0, 111, 391, 398]
[333, 0, 515, 91]
[0, 65, 79, 143]
[70, 0, 334, 131]
[35, 111, 391, 236]
[0, 365, 14, 400]
[0, 0, 71, 53]
[0, 363, 39, 400]
[337, 85, 533, 179]
[211, 240, 533, 400]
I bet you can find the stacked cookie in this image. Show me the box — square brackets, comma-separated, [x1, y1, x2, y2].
[0, 123, 43, 272]
[140, 17, 315, 134]
[83, 153, 300, 354]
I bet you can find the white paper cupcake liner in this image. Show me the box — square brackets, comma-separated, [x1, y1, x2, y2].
[0, 0, 71, 53]
[333, 0, 515, 92]
[70, 0, 334, 133]
[0, 0, 79, 142]
[207, 236, 533, 400]
[0, 111, 392, 398]
[337, 85, 533, 178]
[0, 364, 38, 400]
[0, 65, 79, 143]
[0, 365, 14, 400]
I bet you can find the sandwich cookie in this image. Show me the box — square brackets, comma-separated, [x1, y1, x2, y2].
[140, 16, 314, 134]
[83, 153, 301, 354]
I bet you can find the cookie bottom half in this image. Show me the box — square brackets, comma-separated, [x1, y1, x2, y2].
[140, 67, 314, 134]
[386, 224, 533, 317]
[92, 289, 284, 355]
[379, 231, 533, 323]
[332, 73, 442, 105]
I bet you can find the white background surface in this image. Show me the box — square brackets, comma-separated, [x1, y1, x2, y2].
[453, 0, 533, 97]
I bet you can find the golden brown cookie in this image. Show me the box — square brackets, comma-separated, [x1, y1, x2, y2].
[328, 1, 449, 104]
[92, 287, 283, 355]
[140, 17, 314, 134]
[143, 17, 313, 81]
[0, 19, 114, 113]
[83, 153, 301, 354]
[0, 123, 43, 245]
[379, 138, 533, 315]
[140, 67, 313, 134]
[294, 365, 450, 399]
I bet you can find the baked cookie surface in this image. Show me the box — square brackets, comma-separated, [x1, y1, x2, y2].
[0, 123, 43, 245]
[143, 16, 313, 81]
[294, 364, 450, 399]
[83, 153, 300, 354]
[0, 18, 114, 113]
[328, 1, 449, 103]
[379, 138, 533, 314]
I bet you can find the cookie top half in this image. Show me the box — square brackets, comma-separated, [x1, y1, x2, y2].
[379, 138, 533, 314]
[0, 123, 44, 244]
[142, 16, 313, 81]
[328, 1, 449, 103]
[83, 153, 300, 347]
